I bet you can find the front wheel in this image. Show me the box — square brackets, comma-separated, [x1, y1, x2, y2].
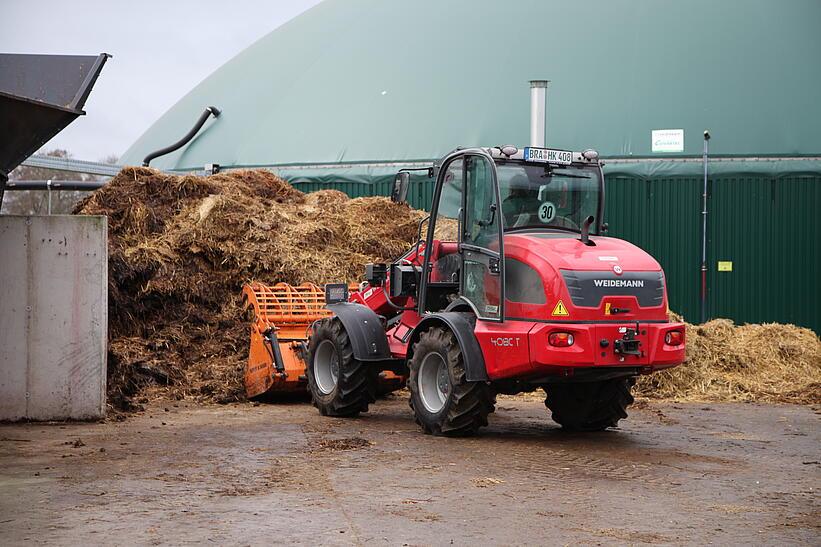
[306, 318, 377, 416]
[543, 378, 635, 431]
[408, 327, 495, 436]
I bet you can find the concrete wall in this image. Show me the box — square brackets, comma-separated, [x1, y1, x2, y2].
[0, 215, 107, 420]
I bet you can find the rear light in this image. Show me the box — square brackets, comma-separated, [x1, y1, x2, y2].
[665, 330, 684, 346]
[549, 332, 574, 347]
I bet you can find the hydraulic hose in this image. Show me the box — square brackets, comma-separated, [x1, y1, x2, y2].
[142, 106, 221, 167]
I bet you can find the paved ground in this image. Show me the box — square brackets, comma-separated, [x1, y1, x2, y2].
[0, 394, 818, 546]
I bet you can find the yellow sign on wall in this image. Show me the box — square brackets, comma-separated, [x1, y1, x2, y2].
[718, 261, 733, 272]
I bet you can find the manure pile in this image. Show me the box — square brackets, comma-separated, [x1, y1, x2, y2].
[635, 318, 821, 404]
[75, 167, 425, 409]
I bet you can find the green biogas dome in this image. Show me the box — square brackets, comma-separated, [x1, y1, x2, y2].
[122, 0, 821, 333]
[123, 0, 821, 176]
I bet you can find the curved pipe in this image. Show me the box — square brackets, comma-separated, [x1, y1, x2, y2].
[142, 106, 220, 167]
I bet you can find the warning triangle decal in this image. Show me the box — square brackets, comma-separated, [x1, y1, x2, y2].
[551, 300, 570, 317]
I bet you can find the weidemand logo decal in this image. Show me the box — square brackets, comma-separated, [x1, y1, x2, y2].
[593, 279, 645, 288]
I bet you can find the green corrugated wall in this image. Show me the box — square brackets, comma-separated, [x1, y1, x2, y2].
[605, 174, 821, 333]
[292, 172, 821, 333]
[706, 175, 821, 332]
[292, 175, 436, 209]
[604, 176, 702, 323]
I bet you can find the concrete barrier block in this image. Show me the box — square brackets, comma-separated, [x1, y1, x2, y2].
[0, 215, 107, 420]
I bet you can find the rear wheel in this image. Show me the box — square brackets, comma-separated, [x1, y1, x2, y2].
[544, 378, 635, 431]
[307, 318, 376, 416]
[408, 327, 495, 436]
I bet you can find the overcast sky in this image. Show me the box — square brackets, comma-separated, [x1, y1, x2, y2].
[1, 0, 322, 162]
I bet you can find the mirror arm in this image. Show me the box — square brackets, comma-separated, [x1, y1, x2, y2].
[579, 215, 596, 246]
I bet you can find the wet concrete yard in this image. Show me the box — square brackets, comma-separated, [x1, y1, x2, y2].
[1, 395, 818, 545]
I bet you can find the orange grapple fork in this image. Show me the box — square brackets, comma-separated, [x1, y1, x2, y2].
[241, 282, 331, 397]
[241, 281, 406, 399]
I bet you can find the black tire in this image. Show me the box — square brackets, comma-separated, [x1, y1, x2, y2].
[408, 327, 495, 436]
[306, 317, 377, 417]
[544, 378, 635, 431]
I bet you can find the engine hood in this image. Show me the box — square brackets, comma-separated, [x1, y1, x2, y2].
[501, 230, 669, 322]
[504, 231, 662, 272]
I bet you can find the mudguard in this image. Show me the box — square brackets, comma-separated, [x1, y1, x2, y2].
[326, 302, 391, 361]
[409, 312, 488, 382]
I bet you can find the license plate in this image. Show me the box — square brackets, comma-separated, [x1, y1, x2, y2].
[523, 147, 573, 165]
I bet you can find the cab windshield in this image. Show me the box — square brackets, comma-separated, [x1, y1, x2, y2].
[497, 162, 601, 232]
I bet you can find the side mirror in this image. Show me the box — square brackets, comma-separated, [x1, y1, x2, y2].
[391, 172, 410, 204]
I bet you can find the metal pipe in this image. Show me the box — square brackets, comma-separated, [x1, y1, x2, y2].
[142, 106, 221, 167]
[529, 80, 550, 147]
[700, 130, 711, 324]
[3, 180, 106, 191]
[47, 179, 52, 215]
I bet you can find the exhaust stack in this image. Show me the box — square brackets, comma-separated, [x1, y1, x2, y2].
[529, 80, 550, 147]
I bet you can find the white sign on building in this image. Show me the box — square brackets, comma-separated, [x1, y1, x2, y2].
[651, 129, 685, 153]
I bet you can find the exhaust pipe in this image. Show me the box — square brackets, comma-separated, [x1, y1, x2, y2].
[529, 80, 550, 147]
[580, 215, 596, 246]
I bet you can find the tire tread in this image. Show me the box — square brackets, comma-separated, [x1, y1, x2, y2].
[544, 378, 635, 431]
[408, 327, 495, 436]
[307, 318, 376, 417]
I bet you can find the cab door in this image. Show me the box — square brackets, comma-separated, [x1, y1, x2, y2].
[419, 150, 504, 321]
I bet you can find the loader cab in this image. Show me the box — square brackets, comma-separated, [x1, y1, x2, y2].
[417, 146, 604, 321]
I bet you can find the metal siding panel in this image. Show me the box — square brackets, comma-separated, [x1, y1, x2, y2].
[408, 177, 435, 211]
[649, 177, 702, 323]
[605, 175, 702, 322]
[709, 175, 820, 333]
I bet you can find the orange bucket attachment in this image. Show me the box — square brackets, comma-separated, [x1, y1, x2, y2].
[242, 282, 331, 339]
[241, 281, 405, 399]
[241, 282, 332, 398]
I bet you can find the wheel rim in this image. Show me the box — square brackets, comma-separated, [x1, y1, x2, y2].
[418, 352, 449, 413]
[314, 339, 340, 395]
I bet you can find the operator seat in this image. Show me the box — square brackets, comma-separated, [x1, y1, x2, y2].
[426, 240, 460, 311]
[502, 174, 540, 228]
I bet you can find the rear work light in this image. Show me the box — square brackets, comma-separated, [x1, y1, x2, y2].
[665, 330, 684, 346]
[549, 332, 575, 347]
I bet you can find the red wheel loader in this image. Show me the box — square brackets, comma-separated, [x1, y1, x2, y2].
[247, 145, 685, 435]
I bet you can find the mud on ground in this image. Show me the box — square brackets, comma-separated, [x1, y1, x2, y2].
[1, 396, 818, 545]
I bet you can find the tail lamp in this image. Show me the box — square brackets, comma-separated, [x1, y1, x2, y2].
[549, 332, 575, 347]
[665, 330, 684, 346]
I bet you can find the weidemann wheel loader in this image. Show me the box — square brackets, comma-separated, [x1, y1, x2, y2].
[244, 145, 685, 435]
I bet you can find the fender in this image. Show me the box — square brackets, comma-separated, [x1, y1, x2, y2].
[408, 312, 488, 382]
[325, 302, 391, 361]
[444, 296, 473, 313]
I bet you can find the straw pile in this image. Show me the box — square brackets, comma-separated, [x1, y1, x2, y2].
[75, 167, 425, 409]
[636, 318, 821, 404]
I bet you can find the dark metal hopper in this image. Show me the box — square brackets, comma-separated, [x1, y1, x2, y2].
[0, 53, 109, 203]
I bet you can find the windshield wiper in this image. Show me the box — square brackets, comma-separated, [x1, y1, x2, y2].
[505, 225, 582, 235]
[541, 172, 592, 180]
